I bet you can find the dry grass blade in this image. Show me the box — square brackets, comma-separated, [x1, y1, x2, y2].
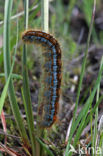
[0, 143, 21, 156]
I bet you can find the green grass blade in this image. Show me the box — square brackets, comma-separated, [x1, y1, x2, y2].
[65, 0, 96, 154]
[0, 73, 22, 79]
[67, 63, 103, 150]
[82, 0, 98, 43]
[82, 94, 103, 135]
[0, 67, 12, 115]
[68, 62, 103, 156]
[0, 44, 22, 115]
[93, 56, 103, 155]
[22, 0, 36, 155]
[0, 4, 39, 26]
[70, 62, 103, 141]
[3, 0, 30, 148]
[36, 137, 55, 156]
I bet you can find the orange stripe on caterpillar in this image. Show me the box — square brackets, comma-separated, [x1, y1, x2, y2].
[22, 30, 62, 128]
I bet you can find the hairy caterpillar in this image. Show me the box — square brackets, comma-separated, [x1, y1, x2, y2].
[22, 30, 62, 127]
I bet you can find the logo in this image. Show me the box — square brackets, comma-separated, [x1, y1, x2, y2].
[68, 144, 103, 155]
[69, 144, 77, 154]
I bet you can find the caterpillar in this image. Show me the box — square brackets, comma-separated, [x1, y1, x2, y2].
[22, 30, 62, 128]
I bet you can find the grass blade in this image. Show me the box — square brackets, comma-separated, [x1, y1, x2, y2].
[93, 56, 103, 155]
[68, 55, 103, 156]
[36, 137, 55, 156]
[41, 0, 49, 32]
[0, 73, 22, 79]
[22, 0, 36, 155]
[3, 0, 30, 149]
[0, 66, 12, 115]
[65, 0, 96, 155]
[73, 64, 103, 144]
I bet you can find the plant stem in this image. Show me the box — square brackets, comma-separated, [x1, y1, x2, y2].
[41, 0, 49, 32]
[22, 0, 36, 155]
[3, 0, 30, 149]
